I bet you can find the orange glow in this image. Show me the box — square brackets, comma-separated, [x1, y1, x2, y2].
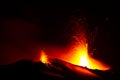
[74, 43, 110, 70]
[38, 33, 110, 70]
[56, 58, 99, 77]
[40, 50, 48, 63]
[65, 35, 111, 70]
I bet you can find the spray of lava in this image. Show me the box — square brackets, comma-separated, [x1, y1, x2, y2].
[40, 50, 48, 64]
[66, 33, 111, 70]
[65, 18, 110, 70]
[39, 17, 110, 71]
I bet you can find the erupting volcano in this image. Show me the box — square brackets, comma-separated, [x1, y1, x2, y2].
[40, 33, 110, 71]
[40, 18, 110, 71]
[69, 35, 110, 70]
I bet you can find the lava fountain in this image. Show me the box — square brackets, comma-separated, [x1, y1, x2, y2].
[39, 18, 110, 71]
[39, 33, 110, 71]
[40, 50, 49, 64]
[64, 33, 111, 70]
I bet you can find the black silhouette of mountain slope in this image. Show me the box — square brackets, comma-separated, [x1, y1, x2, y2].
[0, 59, 118, 80]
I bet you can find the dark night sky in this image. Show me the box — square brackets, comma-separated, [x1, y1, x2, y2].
[0, 3, 120, 71]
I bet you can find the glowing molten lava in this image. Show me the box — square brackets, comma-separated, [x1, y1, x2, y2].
[39, 31, 110, 70]
[68, 36, 110, 70]
[40, 50, 48, 63]
[77, 43, 89, 68]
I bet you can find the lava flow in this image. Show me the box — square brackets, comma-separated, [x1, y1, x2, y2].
[39, 35, 110, 70]
[63, 34, 111, 70]
[39, 32, 110, 71]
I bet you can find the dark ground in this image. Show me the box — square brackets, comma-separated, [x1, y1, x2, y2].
[0, 59, 118, 80]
